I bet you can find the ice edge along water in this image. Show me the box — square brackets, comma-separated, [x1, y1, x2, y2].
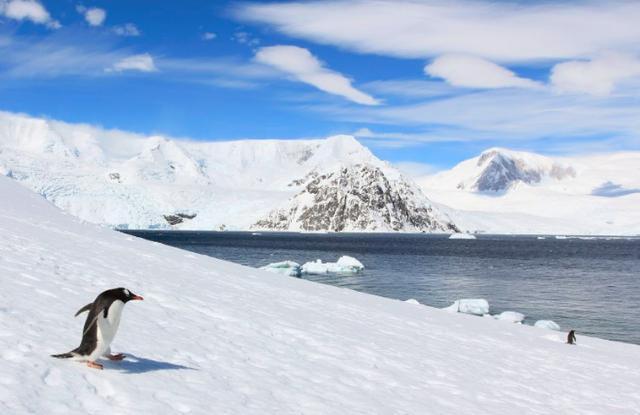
[2, 175, 640, 414]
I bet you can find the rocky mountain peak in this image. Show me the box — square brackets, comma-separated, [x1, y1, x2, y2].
[253, 163, 458, 232]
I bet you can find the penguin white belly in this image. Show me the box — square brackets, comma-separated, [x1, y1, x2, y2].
[88, 300, 125, 361]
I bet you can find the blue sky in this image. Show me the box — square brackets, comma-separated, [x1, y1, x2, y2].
[1, 0, 640, 171]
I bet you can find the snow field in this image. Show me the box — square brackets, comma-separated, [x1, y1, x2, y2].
[2, 176, 640, 414]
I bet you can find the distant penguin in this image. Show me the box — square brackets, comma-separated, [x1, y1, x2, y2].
[51, 287, 143, 370]
[567, 329, 577, 345]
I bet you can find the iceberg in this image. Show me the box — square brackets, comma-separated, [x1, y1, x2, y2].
[494, 311, 525, 324]
[534, 320, 561, 330]
[301, 256, 365, 275]
[443, 299, 489, 315]
[449, 233, 477, 240]
[405, 298, 421, 305]
[259, 261, 302, 277]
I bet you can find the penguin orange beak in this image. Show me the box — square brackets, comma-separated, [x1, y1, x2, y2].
[132, 295, 144, 301]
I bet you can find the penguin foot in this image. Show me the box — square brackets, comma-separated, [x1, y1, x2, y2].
[107, 353, 125, 361]
[87, 361, 104, 370]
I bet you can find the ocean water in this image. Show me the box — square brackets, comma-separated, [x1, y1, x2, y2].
[123, 231, 640, 345]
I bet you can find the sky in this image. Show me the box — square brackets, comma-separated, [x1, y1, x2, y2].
[1, 0, 639, 171]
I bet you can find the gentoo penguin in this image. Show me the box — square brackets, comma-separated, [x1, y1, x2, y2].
[567, 329, 577, 345]
[51, 287, 143, 370]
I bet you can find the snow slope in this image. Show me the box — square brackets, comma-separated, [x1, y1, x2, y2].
[2, 177, 640, 414]
[420, 148, 640, 235]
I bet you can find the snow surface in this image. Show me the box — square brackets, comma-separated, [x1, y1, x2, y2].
[494, 311, 526, 324]
[535, 320, 561, 331]
[259, 261, 302, 277]
[301, 256, 364, 275]
[2, 174, 640, 414]
[443, 299, 490, 315]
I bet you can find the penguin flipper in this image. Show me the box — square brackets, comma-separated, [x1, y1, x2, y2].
[83, 314, 100, 336]
[74, 303, 93, 317]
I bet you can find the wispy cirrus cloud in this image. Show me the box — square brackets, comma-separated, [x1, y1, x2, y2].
[254, 45, 379, 105]
[235, 0, 640, 62]
[112, 23, 141, 37]
[551, 53, 640, 96]
[109, 53, 157, 73]
[425, 55, 540, 89]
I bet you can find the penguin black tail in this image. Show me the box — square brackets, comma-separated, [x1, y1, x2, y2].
[51, 352, 74, 359]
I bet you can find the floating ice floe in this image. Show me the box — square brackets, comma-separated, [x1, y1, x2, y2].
[494, 311, 525, 324]
[260, 261, 302, 277]
[449, 233, 477, 240]
[301, 256, 365, 275]
[534, 320, 561, 330]
[405, 298, 421, 305]
[442, 299, 489, 315]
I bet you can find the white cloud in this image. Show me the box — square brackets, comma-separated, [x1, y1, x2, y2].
[324, 86, 640, 143]
[233, 31, 259, 47]
[202, 32, 216, 41]
[551, 53, 640, 96]
[109, 53, 157, 73]
[254, 45, 379, 105]
[83, 7, 106, 27]
[112, 23, 140, 37]
[236, 1, 640, 62]
[0, 0, 60, 28]
[425, 55, 540, 89]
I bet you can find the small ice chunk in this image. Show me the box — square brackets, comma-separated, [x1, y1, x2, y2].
[534, 320, 561, 330]
[449, 233, 476, 240]
[301, 256, 364, 275]
[260, 261, 301, 277]
[405, 298, 421, 305]
[301, 260, 331, 275]
[494, 311, 525, 323]
[443, 299, 489, 315]
[336, 256, 364, 272]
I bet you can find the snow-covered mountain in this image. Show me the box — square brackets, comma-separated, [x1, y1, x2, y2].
[419, 148, 640, 235]
[0, 111, 454, 232]
[432, 148, 576, 192]
[254, 164, 458, 232]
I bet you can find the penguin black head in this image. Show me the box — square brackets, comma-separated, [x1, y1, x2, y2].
[111, 287, 144, 303]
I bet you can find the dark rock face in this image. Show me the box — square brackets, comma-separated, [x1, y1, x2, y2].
[472, 151, 575, 192]
[254, 164, 459, 232]
[108, 172, 121, 183]
[163, 212, 197, 226]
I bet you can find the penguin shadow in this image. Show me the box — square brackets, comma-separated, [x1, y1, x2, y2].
[105, 354, 196, 374]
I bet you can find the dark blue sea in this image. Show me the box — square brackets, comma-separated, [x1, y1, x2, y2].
[122, 231, 640, 345]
